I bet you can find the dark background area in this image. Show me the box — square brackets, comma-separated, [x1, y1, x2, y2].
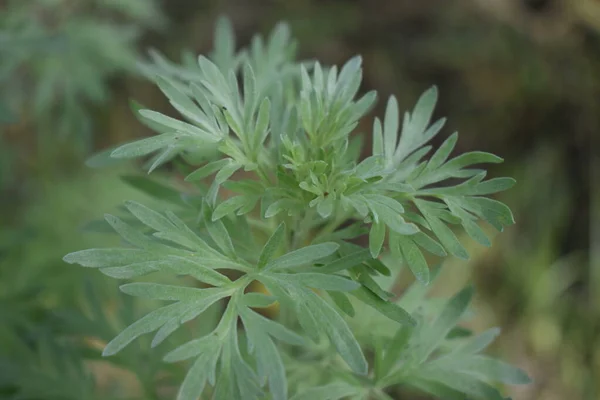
[0, 0, 596, 399]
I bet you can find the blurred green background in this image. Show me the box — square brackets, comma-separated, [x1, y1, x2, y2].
[0, 0, 595, 399]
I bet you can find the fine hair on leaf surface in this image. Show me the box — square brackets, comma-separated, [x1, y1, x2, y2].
[64, 15, 530, 400]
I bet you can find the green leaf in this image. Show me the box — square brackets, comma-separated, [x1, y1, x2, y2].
[446, 200, 491, 247]
[396, 264, 442, 313]
[254, 97, 271, 148]
[177, 345, 221, 400]
[352, 287, 415, 326]
[393, 234, 429, 284]
[125, 200, 173, 232]
[349, 265, 393, 300]
[156, 76, 209, 129]
[110, 132, 183, 159]
[63, 248, 156, 268]
[265, 242, 339, 271]
[253, 334, 286, 400]
[100, 263, 158, 279]
[366, 195, 418, 235]
[212, 16, 236, 70]
[383, 96, 399, 162]
[215, 159, 242, 184]
[459, 197, 515, 231]
[202, 203, 236, 257]
[415, 199, 468, 260]
[409, 86, 438, 140]
[416, 286, 473, 362]
[185, 158, 231, 181]
[103, 286, 231, 357]
[164, 335, 219, 363]
[103, 214, 156, 249]
[240, 308, 288, 400]
[264, 198, 300, 218]
[257, 223, 285, 269]
[369, 222, 386, 258]
[317, 249, 372, 274]
[427, 132, 458, 172]
[138, 110, 219, 141]
[394, 86, 441, 163]
[355, 156, 385, 180]
[381, 325, 414, 374]
[454, 328, 500, 355]
[241, 307, 306, 346]
[411, 367, 505, 400]
[435, 355, 531, 385]
[161, 256, 232, 286]
[120, 283, 231, 302]
[299, 288, 367, 374]
[467, 177, 516, 195]
[412, 232, 447, 257]
[212, 196, 248, 220]
[120, 175, 183, 204]
[372, 118, 384, 157]
[328, 291, 355, 317]
[274, 273, 360, 292]
[102, 302, 187, 356]
[407, 377, 481, 400]
[289, 382, 361, 400]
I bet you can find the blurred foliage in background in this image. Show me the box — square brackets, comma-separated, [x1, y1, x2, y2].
[0, 0, 595, 399]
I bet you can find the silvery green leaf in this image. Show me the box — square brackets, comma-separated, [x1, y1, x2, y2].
[102, 301, 188, 356]
[185, 158, 232, 181]
[452, 328, 501, 355]
[110, 132, 185, 159]
[415, 199, 468, 260]
[410, 367, 505, 400]
[212, 196, 249, 220]
[120, 175, 183, 205]
[289, 382, 361, 400]
[391, 233, 429, 285]
[176, 345, 221, 400]
[119, 283, 231, 302]
[415, 286, 473, 363]
[351, 287, 415, 327]
[138, 110, 219, 141]
[328, 291, 355, 317]
[63, 248, 156, 268]
[297, 287, 367, 374]
[202, 203, 236, 257]
[164, 335, 219, 363]
[432, 355, 531, 385]
[369, 222, 385, 258]
[317, 249, 372, 274]
[264, 242, 339, 271]
[383, 96, 399, 162]
[257, 222, 285, 269]
[272, 272, 360, 292]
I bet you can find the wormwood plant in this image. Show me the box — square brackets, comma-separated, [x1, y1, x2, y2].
[1, 0, 164, 145]
[65, 18, 530, 399]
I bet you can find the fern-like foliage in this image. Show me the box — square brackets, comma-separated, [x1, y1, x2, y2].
[1, 0, 164, 142]
[64, 16, 529, 400]
[284, 265, 531, 400]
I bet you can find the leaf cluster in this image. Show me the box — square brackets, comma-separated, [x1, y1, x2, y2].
[0, 0, 164, 141]
[64, 16, 529, 400]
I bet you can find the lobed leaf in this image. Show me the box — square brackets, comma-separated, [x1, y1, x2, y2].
[264, 242, 339, 271]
